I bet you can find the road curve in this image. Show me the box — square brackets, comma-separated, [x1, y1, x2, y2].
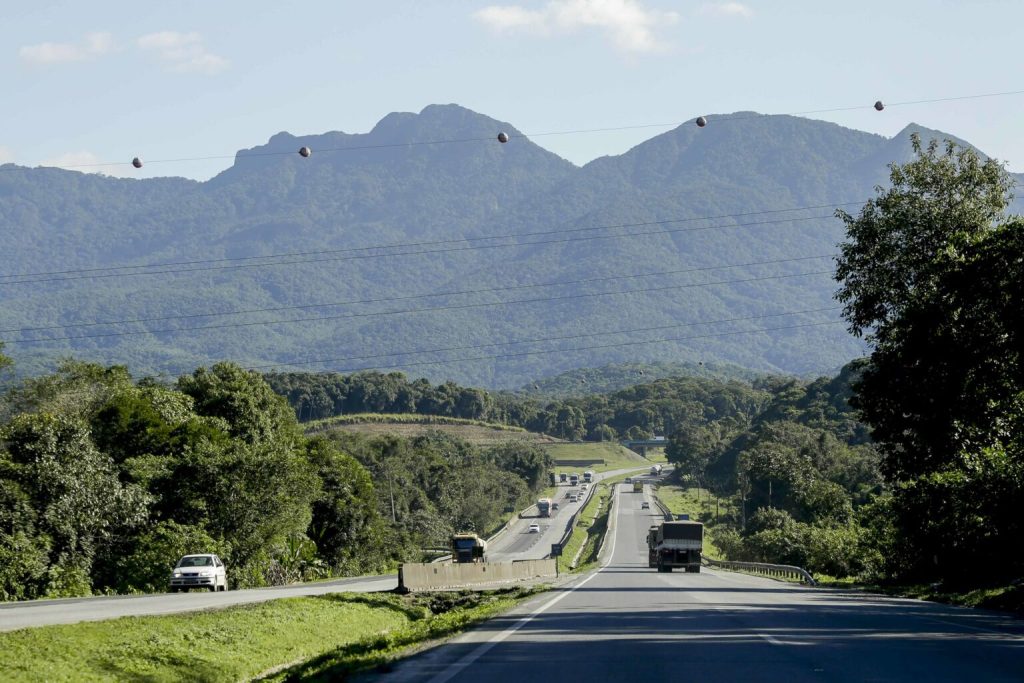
[378, 483, 1024, 683]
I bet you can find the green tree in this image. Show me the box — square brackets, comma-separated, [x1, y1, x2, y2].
[834, 135, 1024, 580]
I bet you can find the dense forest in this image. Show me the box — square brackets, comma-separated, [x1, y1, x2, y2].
[0, 356, 550, 600]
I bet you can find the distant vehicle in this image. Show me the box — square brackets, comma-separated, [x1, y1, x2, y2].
[537, 498, 552, 517]
[641, 501, 651, 510]
[569, 494, 578, 503]
[559, 473, 568, 483]
[169, 554, 227, 592]
[650, 464, 663, 476]
[633, 481, 644, 493]
[552, 502, 560, 511]
[583, 470, 594, 483]
[569, 473, 580, 486]
[528, 522, 541, 533]
[451, 533, 488, 563]
[625, 477, 632, 484]
[649, 521, 703, 573]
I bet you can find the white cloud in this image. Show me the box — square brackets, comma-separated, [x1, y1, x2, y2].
[19, 32, 115, 65]
[697, 2, 754, 19]
[474, 0, 680, 54]
[137, 31, 227, 74]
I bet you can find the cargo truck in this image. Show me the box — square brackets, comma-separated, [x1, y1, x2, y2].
[649, 520, 702, 573]
[450, 533, 487, 563]
[650, 464, 663, 476]
[632, 480, 644, 493]
[583, 470, 594, 483]
[569, 473, 580, 486]
[537, 498, 552, 517]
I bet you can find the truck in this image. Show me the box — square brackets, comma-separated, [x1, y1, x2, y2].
[650, 464, 663, 477]
[649, 520, 703, 573]
[632, 480, 644, 493]
[537, 498, 552, 517]
[583, 470, 594, 483]
[559, 472, 568, 483]
[569, 473, 580, 486]
[450, 533, 487, 563]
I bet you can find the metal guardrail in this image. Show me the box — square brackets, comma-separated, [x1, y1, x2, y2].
[703, 557, 817, 585]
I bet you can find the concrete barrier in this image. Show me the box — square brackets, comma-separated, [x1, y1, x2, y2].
[398, 558, 557, 592]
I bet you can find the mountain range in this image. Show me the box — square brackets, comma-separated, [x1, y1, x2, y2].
[1, 104, 1020, 387]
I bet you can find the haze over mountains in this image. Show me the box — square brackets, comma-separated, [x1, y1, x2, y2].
[2, 104, 1020, 387]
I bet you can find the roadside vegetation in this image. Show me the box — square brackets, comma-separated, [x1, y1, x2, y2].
[546, 442, 650, 475]
[0, 587, 540, 682]
[0, 361, 551, 600]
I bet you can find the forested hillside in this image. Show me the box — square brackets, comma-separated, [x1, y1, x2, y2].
[4, 105, 1020, 386]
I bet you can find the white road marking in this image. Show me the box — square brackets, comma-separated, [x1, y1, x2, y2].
[427, 486, 623, 683]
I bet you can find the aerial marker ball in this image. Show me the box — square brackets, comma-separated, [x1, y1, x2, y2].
[298, 146, 312, 158]
[874, 100, 885, 111]
[695, 116, 707, 128]
[497, 132, 509, 143]
[131, 157, 143, 169]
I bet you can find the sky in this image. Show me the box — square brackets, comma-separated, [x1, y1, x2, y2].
[2, 0, 1022, 180]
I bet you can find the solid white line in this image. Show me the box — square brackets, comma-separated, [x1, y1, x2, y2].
[427, 486, 622, 683]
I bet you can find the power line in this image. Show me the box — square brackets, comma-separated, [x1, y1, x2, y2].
[8, 268, 836, 345]
[6, 88, 1022, 171]
[1, 253, 833, 335]
[250, 305, 841, 371]
[0, 201, 859, 282]
[0, 211, 841, 286]
[248, 318, 846, 374]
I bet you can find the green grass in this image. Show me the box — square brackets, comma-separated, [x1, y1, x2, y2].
[305, 413, 527, 432]
[811, 579, 1024, 615]
[0, 588, 543, 683]
[558, 483, 616, 573]
[546, 442, 651, 474]
[264, 587, 545, 681]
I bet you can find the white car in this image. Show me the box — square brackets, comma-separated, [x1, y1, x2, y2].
[528, 523, 541, 533]
[169, 554, 228, 592]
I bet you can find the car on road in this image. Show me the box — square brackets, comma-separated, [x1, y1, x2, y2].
[169, 554, 227, 592]
[569, 494, 578, 502]
[528, 523, 541, 533]
[625, 477, 632, 484]
[552, 502, 560, 511]
[641, 501, 651, 510]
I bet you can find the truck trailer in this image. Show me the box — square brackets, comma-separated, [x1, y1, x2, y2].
[649, 520, 702, 573]
[537, 498, 552, 517]
[583, 470, 594, 483]
[450, 533, 487, 563]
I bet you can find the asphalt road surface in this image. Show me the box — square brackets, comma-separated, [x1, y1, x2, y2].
[486, 466, 649, 562]
[380, 483, 1024, 683]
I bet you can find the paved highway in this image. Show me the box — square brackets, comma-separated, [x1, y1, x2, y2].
[0, 466, 653, 631]
[381, 482, 1024, 683]
[486, 466, 649, 562]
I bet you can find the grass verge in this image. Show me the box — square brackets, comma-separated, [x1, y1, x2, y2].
[546, 442, 649, 474]
[261, 586, 545, 681]
[0, 588, 542, 683]
[558, 483, 615, 573]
